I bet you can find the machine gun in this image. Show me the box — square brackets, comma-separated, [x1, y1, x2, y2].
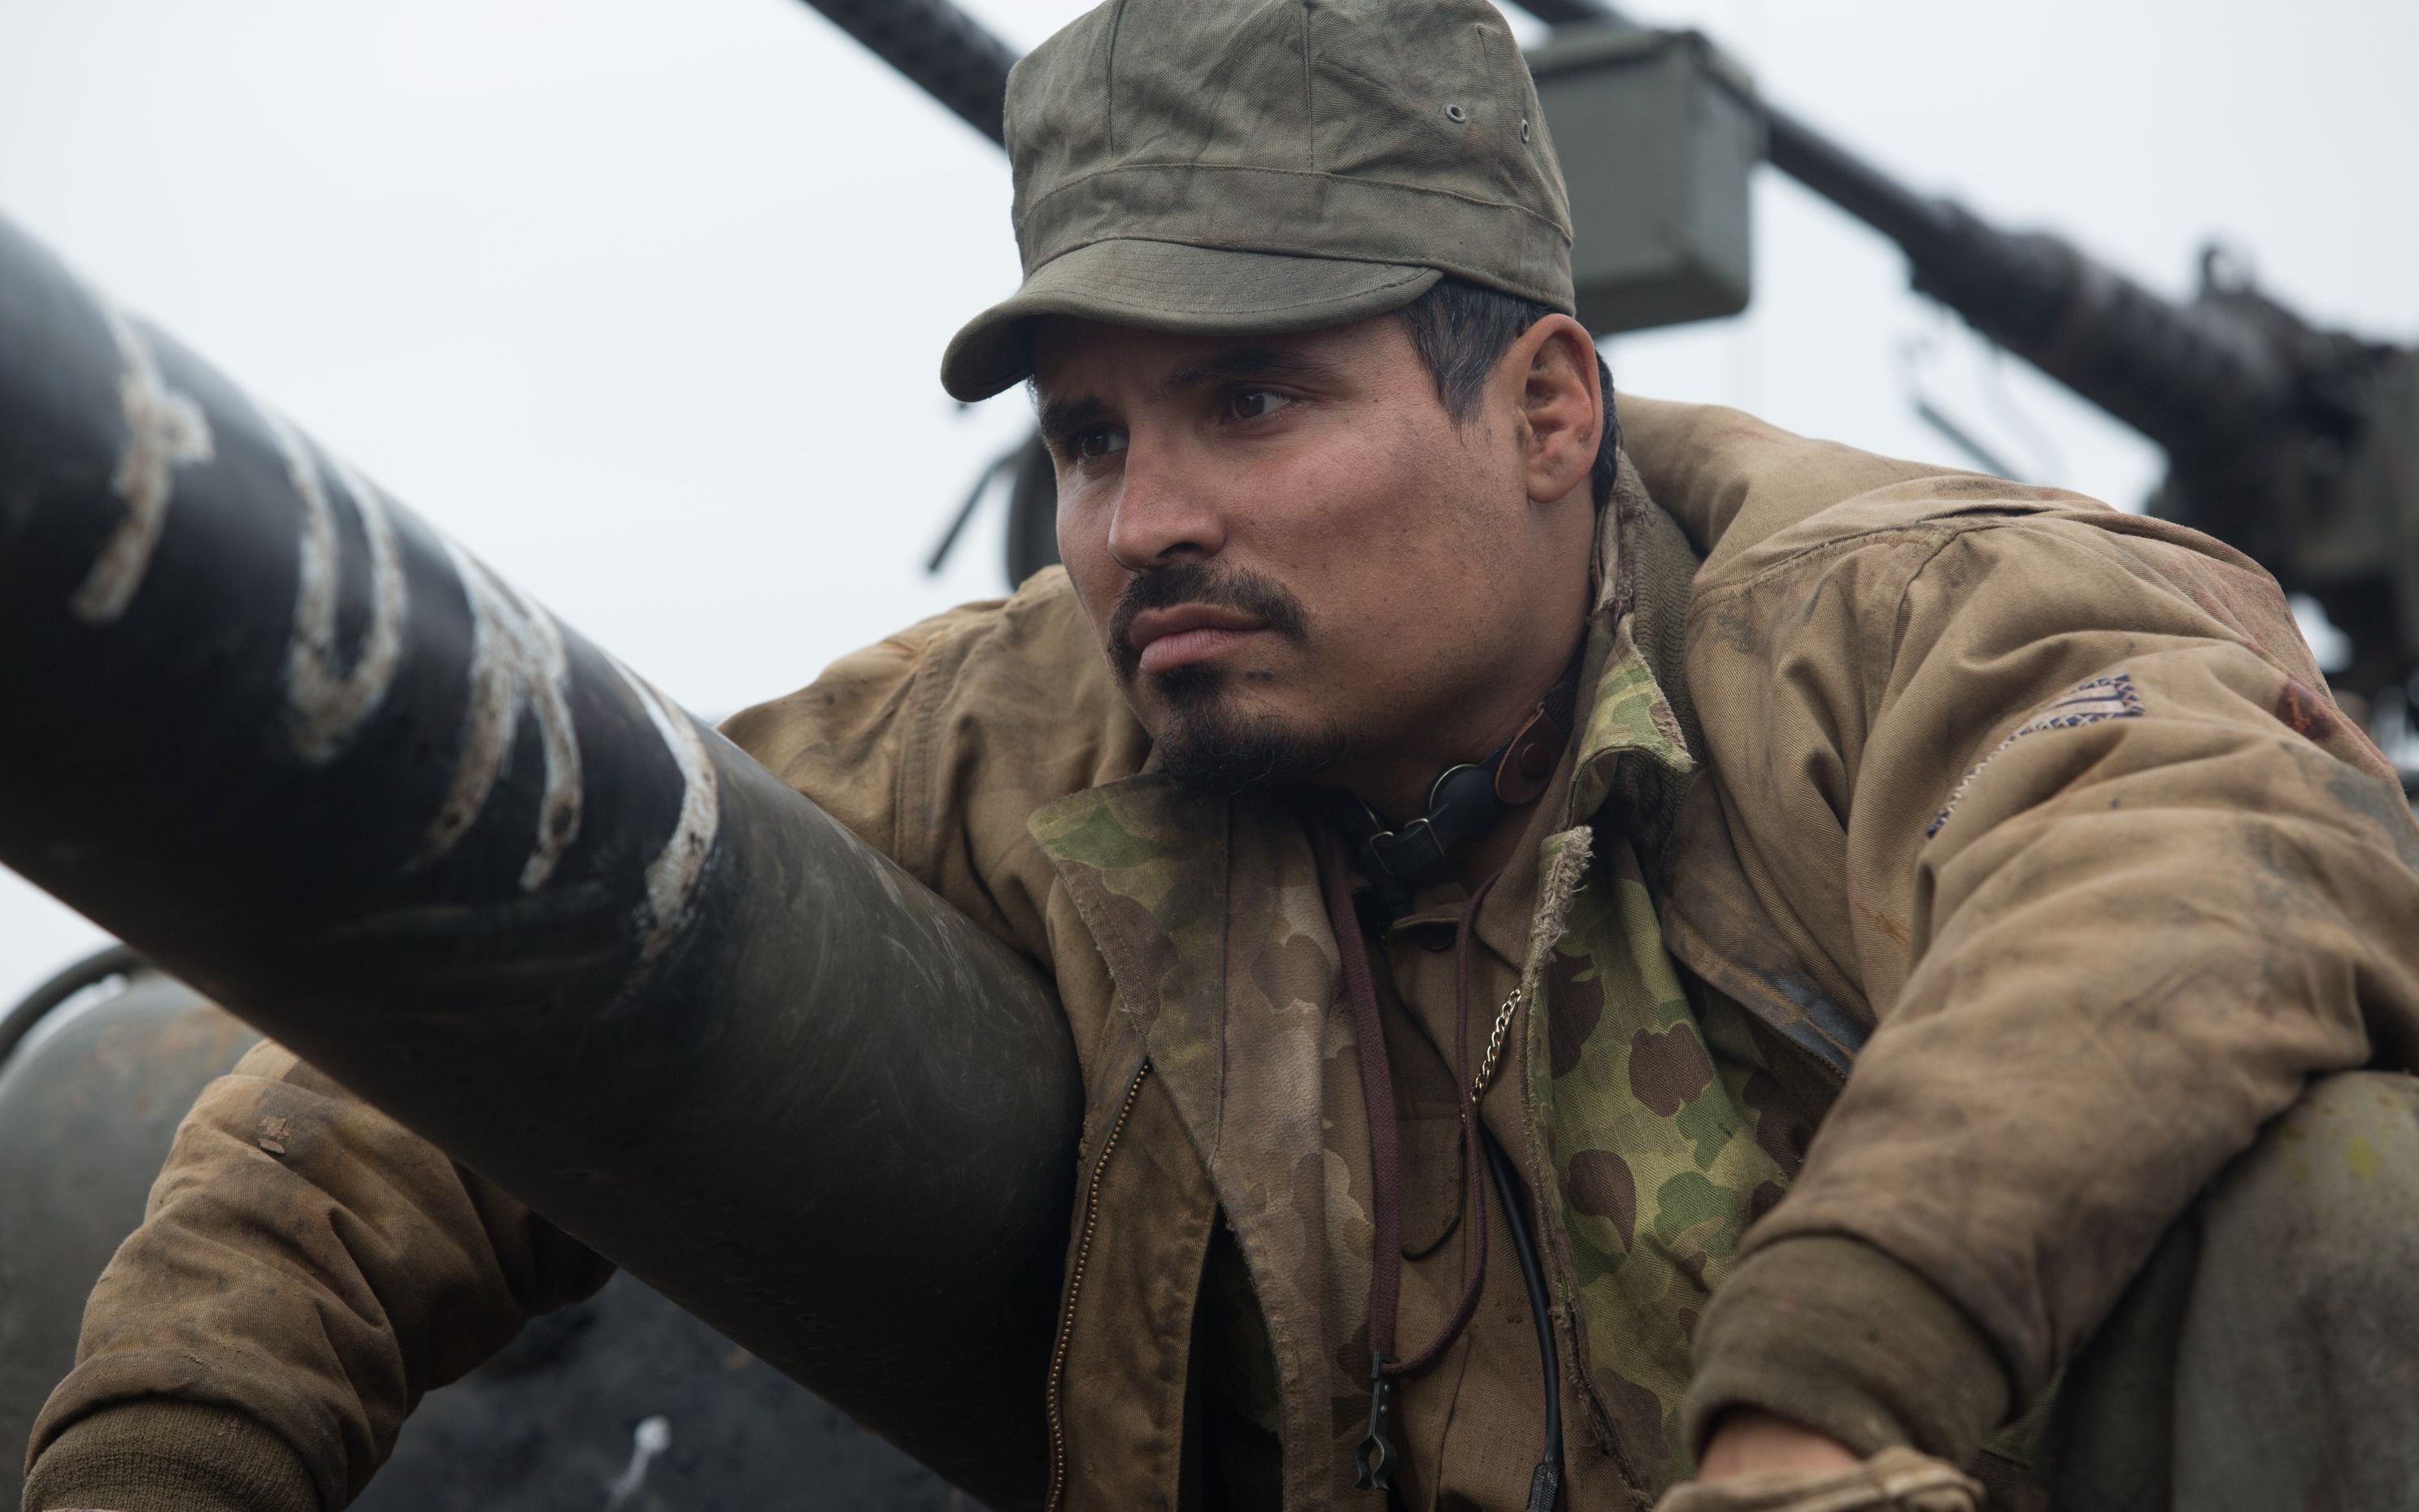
[864, 0, 2418, 760]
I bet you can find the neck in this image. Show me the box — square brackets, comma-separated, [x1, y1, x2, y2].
[1333, 619, 1587, 896]
[1344, 624, 1586, 820]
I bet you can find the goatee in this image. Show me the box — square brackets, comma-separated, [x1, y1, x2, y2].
[1151, 663, 1345, 800]
[1107, 563, 1338, 799]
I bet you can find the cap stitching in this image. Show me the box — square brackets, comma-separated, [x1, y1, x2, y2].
[1299, 1, 1316, 174]
[938, 261, 1452, 396]
[1015, 241, 1568, 315]
[1020, 160, 1574, 242]
[1016, 262, 1438, 318]
[1103, 0, 1129, 155]
[1012, 234, 1570, 315]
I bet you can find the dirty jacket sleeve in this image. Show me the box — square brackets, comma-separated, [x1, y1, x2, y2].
[20, 1044, 615, 1512]
[1634, 412, 2419, 1465]
[24, 578, 1137, 1512]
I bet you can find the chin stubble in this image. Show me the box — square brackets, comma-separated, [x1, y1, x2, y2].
[1105, 563, 1340, 799]
[1151, 663, 1347, 799]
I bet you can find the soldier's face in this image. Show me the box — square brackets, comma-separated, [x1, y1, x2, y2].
[1033, 312, 1599, 805]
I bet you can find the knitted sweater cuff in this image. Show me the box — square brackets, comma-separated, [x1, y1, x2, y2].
[21, 1398, 319, 1512]
[1682, 1234, 2011, 1468]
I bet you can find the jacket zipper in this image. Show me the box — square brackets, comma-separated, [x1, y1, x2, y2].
[1044, 1057, 1152, 1512]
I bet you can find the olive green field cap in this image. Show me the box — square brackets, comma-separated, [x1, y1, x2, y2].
[941, 0, 1577, 402]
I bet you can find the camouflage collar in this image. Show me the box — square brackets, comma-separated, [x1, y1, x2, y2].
[1027, 776, 1231, 1151]
[1565, 452, 1700, 841]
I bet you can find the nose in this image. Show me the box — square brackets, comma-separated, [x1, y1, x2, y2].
[1104, 441, 1227, 569]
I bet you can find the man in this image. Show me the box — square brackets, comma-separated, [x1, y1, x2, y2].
[24, 2, 2419, 1510]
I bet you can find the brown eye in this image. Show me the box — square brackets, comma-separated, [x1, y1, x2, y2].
[1225, 389, 1291, 423]
[1072, 426, 1128, 461]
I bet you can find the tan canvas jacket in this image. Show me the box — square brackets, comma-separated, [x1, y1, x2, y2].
[26, 399, 2419, 1512]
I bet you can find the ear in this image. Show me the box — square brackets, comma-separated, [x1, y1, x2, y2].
[1510, 314, 1603, 507]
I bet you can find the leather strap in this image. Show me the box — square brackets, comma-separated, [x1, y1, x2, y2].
[1339, 651, 1584, 919]
[1312, 822, 1498, 1492]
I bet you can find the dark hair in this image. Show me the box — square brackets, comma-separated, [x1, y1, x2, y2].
[1395, 277, 1621, 507]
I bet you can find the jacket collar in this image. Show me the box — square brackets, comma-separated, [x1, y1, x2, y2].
[1026, 775, 1231, 1151]
[1568, 452, 1699, 840]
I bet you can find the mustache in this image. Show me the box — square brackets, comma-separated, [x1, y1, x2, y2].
[1107, 563, 1311, 681]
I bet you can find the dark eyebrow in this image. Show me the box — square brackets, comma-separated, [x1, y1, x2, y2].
[1155, 345, 1337, 399]
[1035, 392, 1108, 449]
[1033, 345, 1336, 446]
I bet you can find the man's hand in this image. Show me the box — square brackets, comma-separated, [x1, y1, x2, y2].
[1655, 1423, 1982, 1512]
[1696, 1410, 1863, 1480]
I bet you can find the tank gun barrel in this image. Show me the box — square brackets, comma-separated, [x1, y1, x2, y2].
[0, 211, 1078, 1510]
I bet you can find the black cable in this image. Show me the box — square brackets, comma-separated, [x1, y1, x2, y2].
[790, 0, 1018, 145]
[925, 443, 1020, 574]
[1484, 1128, 1564, 1511]
[0, 941, 144, 1071]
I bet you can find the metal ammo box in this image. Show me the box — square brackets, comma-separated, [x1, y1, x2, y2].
[1526, 24, 1764, 335]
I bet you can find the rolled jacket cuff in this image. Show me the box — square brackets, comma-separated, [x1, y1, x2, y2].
[1682, 1234, 2011, 1467]
[21, 1397, 319, 1512]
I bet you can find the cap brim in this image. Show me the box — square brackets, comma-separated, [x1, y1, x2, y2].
[940, 239, 1443, 402]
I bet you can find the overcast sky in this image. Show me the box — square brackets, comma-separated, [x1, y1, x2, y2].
[2, 0, 2414, 1006]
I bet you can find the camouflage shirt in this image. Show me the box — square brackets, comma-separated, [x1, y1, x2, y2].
[1200, 774, 1803, 1504]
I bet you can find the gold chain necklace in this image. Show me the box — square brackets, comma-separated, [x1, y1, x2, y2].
[1471, 982, 1526, 1101]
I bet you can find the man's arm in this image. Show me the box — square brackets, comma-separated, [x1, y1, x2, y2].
[22, 1045, 612, 1512]
[1673, 499, 2419, 1469]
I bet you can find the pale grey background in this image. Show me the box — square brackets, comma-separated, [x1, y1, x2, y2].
[2, 0, 2414, 1006]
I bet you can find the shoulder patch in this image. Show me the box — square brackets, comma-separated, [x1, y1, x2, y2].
[1926, 674, 2145, 838]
